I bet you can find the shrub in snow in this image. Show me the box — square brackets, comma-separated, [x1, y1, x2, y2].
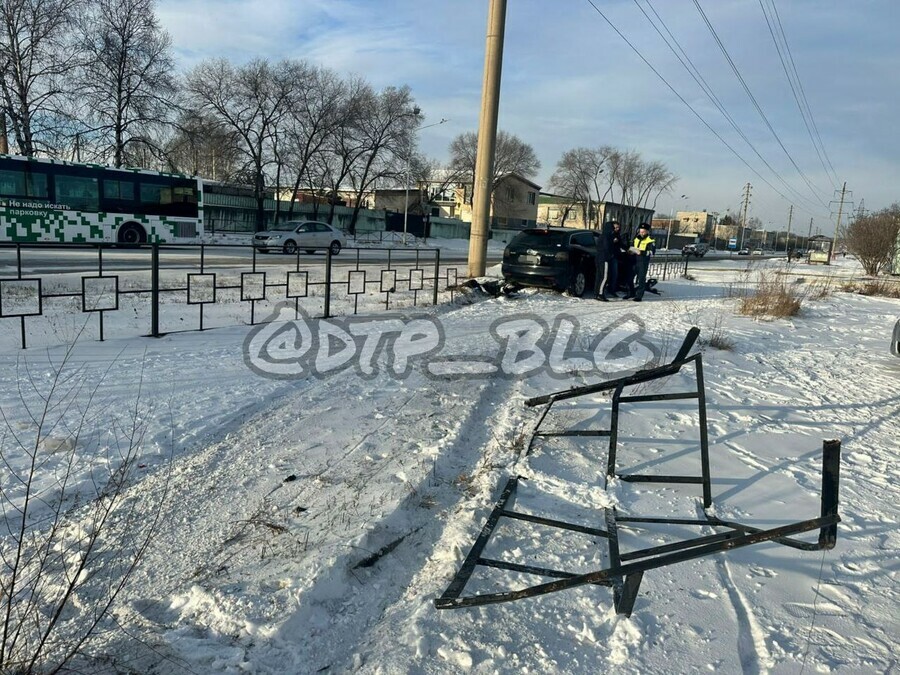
[0, 345, 168, 673]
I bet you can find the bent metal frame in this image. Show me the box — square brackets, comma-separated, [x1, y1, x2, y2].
[434, 328, 841, 616]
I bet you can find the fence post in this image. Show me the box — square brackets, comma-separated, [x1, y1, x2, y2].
[324, 245, 332, 318]
[151, 242, 160, 337]
[818, 439, 841, 549]
[16, 243, 26, 348]
[683, 255, 689, 278]
[432, 248, 441, 306]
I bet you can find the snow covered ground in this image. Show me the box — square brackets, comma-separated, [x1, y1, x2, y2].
[0, 255, 898, 673]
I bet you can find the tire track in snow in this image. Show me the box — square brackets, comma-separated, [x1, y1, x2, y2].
[717, 558, 773, 674]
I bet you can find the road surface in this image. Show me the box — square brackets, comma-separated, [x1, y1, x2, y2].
[0, 245, 499, 275]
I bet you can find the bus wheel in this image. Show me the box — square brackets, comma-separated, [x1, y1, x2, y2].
[118, 223, 147, 245]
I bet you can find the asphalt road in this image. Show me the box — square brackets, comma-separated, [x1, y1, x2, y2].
[0, 245, 497, 275]
[0, 245, 783, 276]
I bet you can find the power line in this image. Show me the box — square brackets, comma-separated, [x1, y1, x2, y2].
[582, 0, 828, 218]
[633, 0, 825, 215]
[769, 0, 840, 185]
[691, 0, 832, 210]
[758, 0, 839, 188]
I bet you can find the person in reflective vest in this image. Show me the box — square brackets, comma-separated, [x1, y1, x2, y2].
[632, 223, 656, 302]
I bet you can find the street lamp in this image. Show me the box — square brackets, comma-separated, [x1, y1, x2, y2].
[403, 110, 448, 242]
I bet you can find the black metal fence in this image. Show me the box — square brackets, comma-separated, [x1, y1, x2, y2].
[436, 328, 841, 615]
[0, 243, 462, 349]
[648, 254, 690, 281]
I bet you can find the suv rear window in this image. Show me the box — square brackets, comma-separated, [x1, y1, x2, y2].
[510, 231, 570, 247]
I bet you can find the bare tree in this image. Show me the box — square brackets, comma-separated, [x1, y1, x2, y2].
[846, 204, 900, 276]
[280, 64, 345, 221]
[549, 146, 614, 224]
[449, 130, 540, 204]
[185, 58, 293, 230]
[165, 111, 241, 179]
[346, 84, 417, 234]
[74, 0, 176, 167]
[549, 146, 674, 226]
[314, 76, 370, 227]
[0, 0, 84, 156]
[610, 150, 676, 225]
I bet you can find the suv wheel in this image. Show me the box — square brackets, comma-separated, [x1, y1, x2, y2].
[571, 269, 588, 297]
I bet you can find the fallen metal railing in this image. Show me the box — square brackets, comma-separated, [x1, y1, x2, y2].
[435, 328, 841, 615]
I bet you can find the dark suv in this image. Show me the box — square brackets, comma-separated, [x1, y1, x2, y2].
[501, 227, 597, 296]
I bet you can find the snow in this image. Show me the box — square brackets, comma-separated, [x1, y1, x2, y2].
[0, 253, 898, 673]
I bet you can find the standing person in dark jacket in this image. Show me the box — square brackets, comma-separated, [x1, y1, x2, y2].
[618, 226, 635, 298]
[632, 223, 656, 302]
[593, 221, 616, 301]
[607, 221, 623, 297]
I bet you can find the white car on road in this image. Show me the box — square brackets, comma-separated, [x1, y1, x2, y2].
[253, 221, 346, 255]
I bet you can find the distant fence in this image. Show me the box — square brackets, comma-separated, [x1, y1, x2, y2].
[648, 254, 690, 280]
[0, 243, 462, 349]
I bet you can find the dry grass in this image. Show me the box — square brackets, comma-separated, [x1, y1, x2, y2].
[698, 312, 736, 351]
[738, 274, 804, 318]
[707, 332, 736, 350]
[805, 277, 834, 300]
[840, 279, 900, 299]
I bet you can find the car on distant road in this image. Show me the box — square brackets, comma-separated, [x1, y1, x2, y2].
[253, 221, 345, 255]
[738, 247, 751, 255]
[501, 227, 597, 296]
[682, 242, 710, 257]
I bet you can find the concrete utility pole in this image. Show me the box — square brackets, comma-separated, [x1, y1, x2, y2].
[828, 181, 847, 261]
[785, 204, 793, 252]
[468, 0, 507, 278]
[738, 183, 752, 248]
[807, 217, 813, 247]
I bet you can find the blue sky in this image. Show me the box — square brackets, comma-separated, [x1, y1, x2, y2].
[157, 0, 900, 233]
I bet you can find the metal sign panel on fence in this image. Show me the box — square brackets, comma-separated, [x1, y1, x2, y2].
[0, 278, 42, 317]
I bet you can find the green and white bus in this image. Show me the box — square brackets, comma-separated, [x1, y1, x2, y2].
[0, 154, 202, 244]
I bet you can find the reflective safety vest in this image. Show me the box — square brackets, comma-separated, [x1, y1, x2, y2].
[634, 235, 655, 254]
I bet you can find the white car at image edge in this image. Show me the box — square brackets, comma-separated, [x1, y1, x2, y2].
[892, 319, 900, 356]
[253, 221, 346, 255]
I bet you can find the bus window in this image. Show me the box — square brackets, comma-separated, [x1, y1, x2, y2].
[54, 175, 99, 211]
[141, 181, 198, 217]
[0, 169, 48, 199]
[103, 179, 135, 201]
[172, 187, 197, 204]
[141, 183, 165, 206]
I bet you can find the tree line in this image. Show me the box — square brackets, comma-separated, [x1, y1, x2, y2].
[0, 0, 676, 232]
